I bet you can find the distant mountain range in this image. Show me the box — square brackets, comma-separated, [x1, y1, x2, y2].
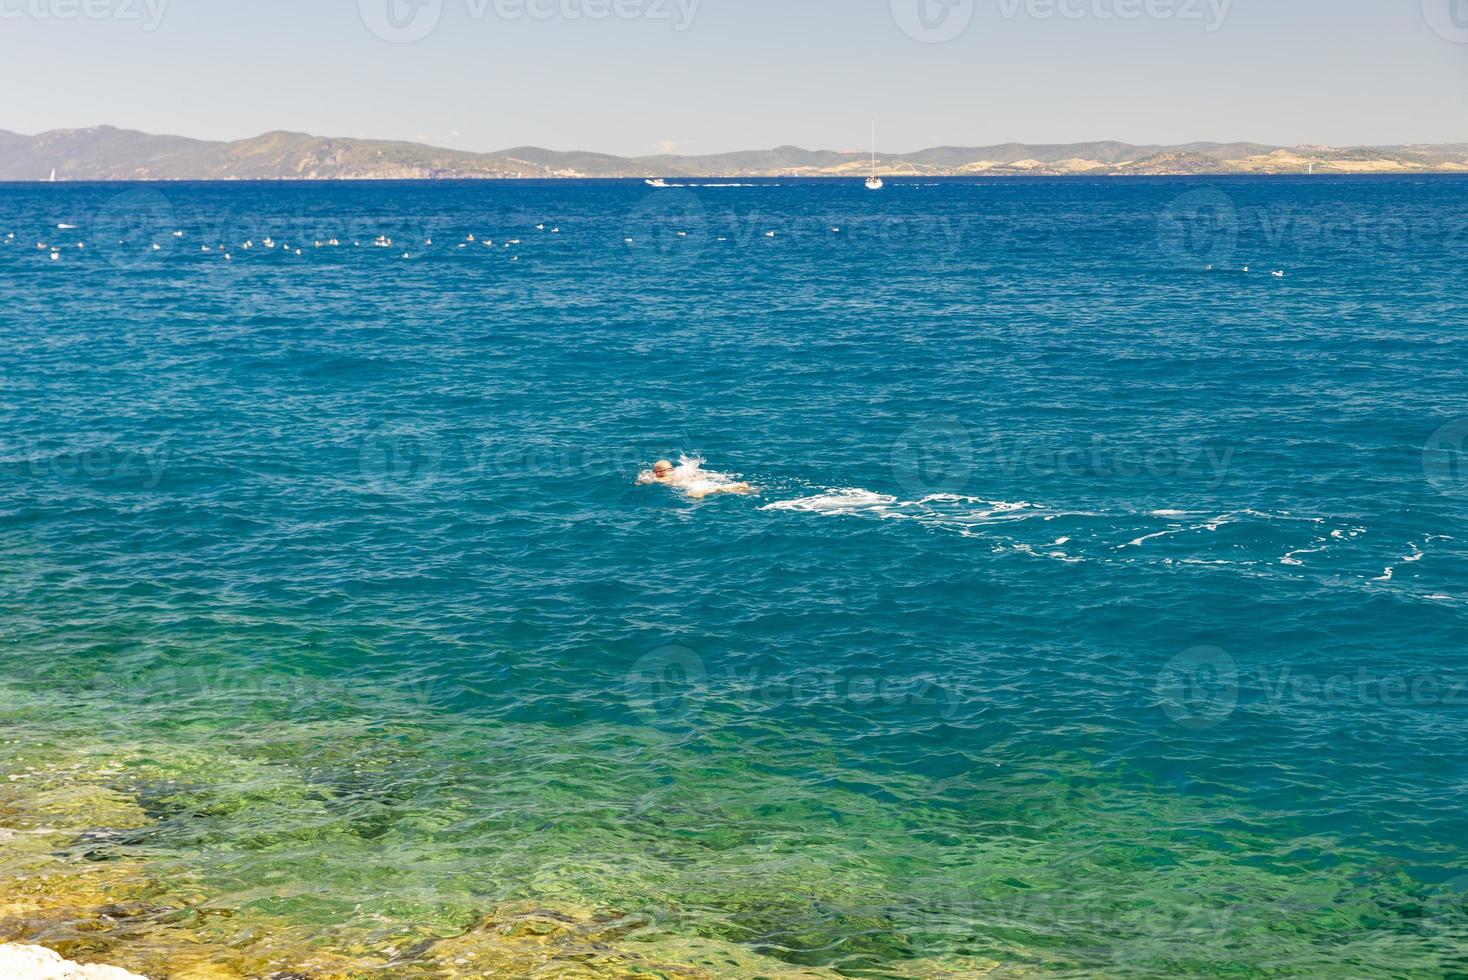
[5, 127, 1468, 180]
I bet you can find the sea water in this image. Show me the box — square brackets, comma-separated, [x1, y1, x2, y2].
[1, 176, 1466, 976]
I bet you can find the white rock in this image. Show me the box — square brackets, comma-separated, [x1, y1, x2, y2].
[0, 945, 147, 980]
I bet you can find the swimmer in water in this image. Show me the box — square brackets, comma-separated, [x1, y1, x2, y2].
[646, 459, 755, 499]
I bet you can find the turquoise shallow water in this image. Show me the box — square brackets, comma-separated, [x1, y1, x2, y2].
[2, 176, 1467, 976]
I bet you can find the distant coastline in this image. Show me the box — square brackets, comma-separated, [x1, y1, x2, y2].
[6, 126, 1467, 181]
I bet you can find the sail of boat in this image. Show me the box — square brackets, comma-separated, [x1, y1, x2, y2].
[866, 123, 884, 190]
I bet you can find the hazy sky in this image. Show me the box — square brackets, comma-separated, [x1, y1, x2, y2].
[4, 0, 1466, 155]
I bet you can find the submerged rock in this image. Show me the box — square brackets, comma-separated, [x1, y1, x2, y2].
[0, 944, 148, 979]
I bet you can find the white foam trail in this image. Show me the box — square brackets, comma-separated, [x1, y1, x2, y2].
[763, 489, 897, 514]
[1373, 536, 1452, 583]
[762, 490, 1043, 534]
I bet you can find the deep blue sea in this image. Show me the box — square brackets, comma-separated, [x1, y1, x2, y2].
[2, 176, 1467, 977]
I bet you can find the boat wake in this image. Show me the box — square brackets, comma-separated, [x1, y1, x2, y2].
[760, 488, 1464, 597]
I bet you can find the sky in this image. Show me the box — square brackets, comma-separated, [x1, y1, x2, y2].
[3, 0, 1466, 155]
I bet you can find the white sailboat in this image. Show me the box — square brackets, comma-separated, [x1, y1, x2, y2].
[865, 123, 884, 191]
[48, 168, 57, 183]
